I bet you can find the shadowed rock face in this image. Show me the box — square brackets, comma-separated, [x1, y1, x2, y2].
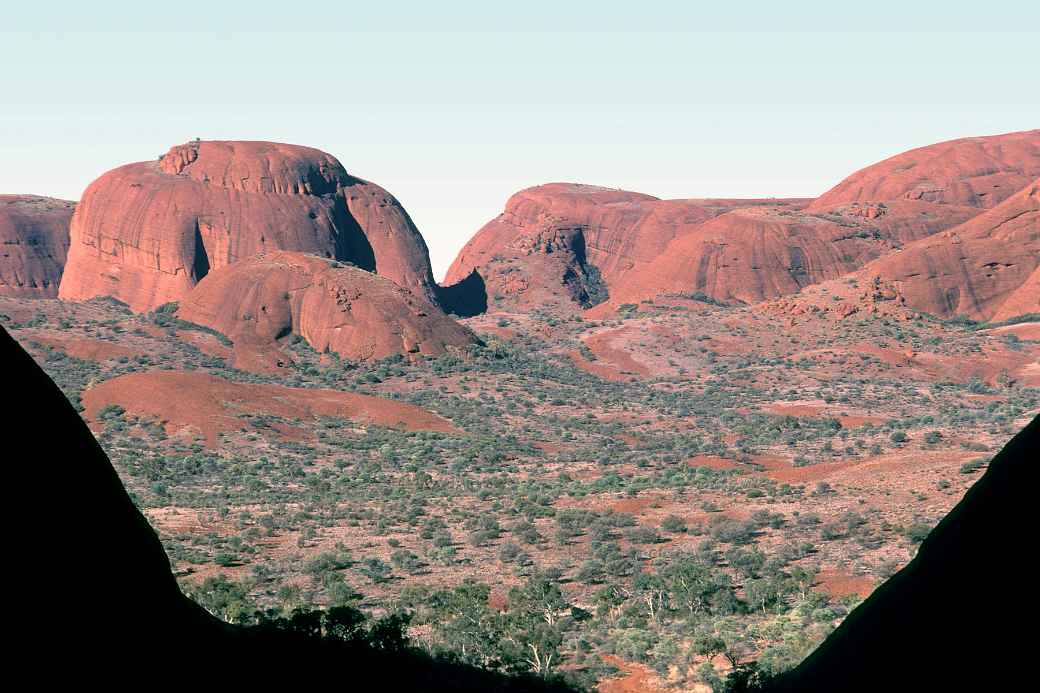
[856, 178, 1040, 321]
[757, 414, 1038, 693]
[58, 141, 439, 312]
[1, 324, 575, 691]
[0, 195, 75, 298]
[3, 323, 228, 671]
[809, 129, 1040, 210]
[176, 251, 478, 368]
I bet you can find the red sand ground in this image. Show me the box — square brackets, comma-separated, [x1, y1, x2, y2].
[82, 370, 458, 447]
[24, 331, 145, 361]
[813, 569, 875, 599]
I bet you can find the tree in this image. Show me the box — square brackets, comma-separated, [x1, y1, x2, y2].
[186, 575, 256, 624]
[504, 574, 569, 675]
[661, 553, 734, 618]
[427, 581, 509, 669]
[633, 571, 668, 624]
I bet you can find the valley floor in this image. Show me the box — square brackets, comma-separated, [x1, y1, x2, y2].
[3, 294, 1036, 690]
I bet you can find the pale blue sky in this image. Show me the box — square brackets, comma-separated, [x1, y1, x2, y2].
[3, 1, 1038, 278]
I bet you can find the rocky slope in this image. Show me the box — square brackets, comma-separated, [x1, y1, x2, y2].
[445, 131, 1039, 315]
[606, 206, 906, 307]
[809, 129, 1040, 210]
[58, 140, 439, 312]
[765, 178, 1039, 323]
[442, 182, 811, 313]
[177, 251, 476, 369]
[856, 178, 1039, 321]
[0, 195, 75, 298]
[992, 266, 1040, 322]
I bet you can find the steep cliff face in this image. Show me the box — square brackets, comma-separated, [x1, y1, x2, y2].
[809, 129, 1040, 210]
[856, 178, 1039, 321]
[0, 195, 75, 297]
[58, 141, 438, 312]
[177, 251, 477, 367]
[758, 415, 1038, 692]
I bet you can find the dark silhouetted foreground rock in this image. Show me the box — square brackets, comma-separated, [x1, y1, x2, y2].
[750, 414, 1038, 692]
[2, 325, 576, 691]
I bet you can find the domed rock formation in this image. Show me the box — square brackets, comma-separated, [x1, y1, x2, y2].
[992, 266, 1039, 322]
[177, 251, 477, 368]
[763, 180, 1040, 324]
[0, 195, 75, 298]
[854, 178, 1039, 321]
[606, 206, 900, 307]
[588, 132, 1040, 311]
[59, 140, 438, 312]
[441, 182, 812, 314]
[809, 129, 1040, 211]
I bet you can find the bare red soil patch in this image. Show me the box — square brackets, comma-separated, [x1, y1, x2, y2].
[583, 328, 650, 377]
[24, 331, 144, 362]
[814, 569, 875, 599]
[176, 330, 233, 359]
[753, 454, 864, 484]
[608, 492, 667, 515]
[568, 350, 637, 382]
[986, 322, 1040, 341]
[599, 655, 678, 693]
[83, 370, 457, 446]
[761, 400, 884, 428]
[687, 455, 740, 470]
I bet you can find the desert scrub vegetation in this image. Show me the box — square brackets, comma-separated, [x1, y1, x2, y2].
[5, 296, 1036, 689]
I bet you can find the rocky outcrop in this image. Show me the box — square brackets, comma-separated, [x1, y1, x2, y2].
[764, 180, 1040, 323]
[442, 182, 812, 313]
[0, 195, 75, 297]
[992, 266, 1040, 322]
[594, 132, 1040, 310]
[857, 178, 1040, 321]
[606, 206, 900, 306]
[177, 251, 477, 366]
[58, 141, 438, 312]
[809, 129, 1040, 210]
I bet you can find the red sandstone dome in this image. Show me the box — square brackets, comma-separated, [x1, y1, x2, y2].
[176, 251, 477, 367]
[0, 195, 75, 298]
[857, 178, 1040, 321]
[441, 182, 812, 313]
[445, 131, 1040, 315]
[58, 140, 439, 312]
[607, 206, 902, 306]
[991, 267, 1040, 323]
[809, 129, 1040, 211]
